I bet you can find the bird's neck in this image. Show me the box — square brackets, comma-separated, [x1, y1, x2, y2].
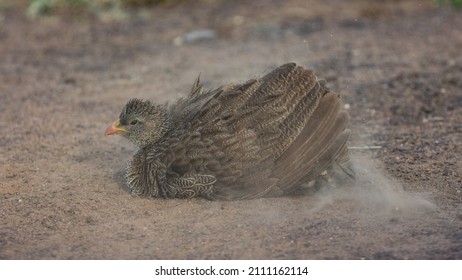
[139, 105, 173, 149]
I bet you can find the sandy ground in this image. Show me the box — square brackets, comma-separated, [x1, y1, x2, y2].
[0, 0, 461, 259]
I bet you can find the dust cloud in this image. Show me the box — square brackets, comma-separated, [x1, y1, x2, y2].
[306, 155, 436, 217]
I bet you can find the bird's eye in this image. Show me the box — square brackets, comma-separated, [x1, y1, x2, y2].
[130, 120, 138, 125]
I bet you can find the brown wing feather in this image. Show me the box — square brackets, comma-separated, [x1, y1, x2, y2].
[164, 63, 351, 200]
[271, 92, 350, 194]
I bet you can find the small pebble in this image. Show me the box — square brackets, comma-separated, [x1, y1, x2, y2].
[173, 29, 216, 46]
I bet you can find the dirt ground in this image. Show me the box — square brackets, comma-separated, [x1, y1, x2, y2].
[0, 0, 461, 259]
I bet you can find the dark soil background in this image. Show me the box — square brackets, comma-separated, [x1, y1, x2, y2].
[0, 0, 461, 259]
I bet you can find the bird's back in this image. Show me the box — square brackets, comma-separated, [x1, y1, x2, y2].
[160, 63, 352, 200]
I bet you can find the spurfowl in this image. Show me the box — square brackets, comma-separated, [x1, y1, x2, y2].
[105, 63, 353, 200]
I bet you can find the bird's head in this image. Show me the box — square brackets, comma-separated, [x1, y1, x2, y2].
[105, 98, 170, 147]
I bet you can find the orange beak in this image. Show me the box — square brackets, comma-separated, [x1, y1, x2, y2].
[104, 120, 128, 136]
